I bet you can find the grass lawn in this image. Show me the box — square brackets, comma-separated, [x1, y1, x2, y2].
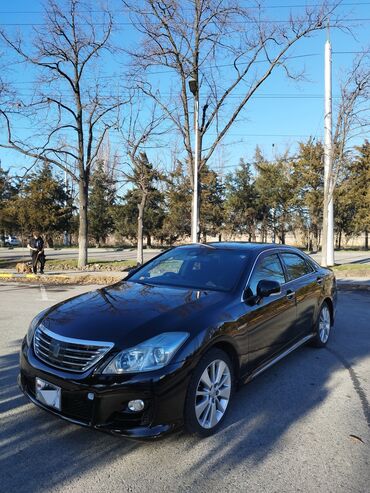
[332, 263, 370, 278]
[332, 263, 370, 271]
[46, 258, 137, 270]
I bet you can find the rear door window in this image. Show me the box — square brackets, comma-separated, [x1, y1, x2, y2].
[280, 253, 314, 281]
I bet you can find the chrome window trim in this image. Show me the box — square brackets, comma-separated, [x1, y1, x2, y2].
[279, 251, 317, 282]
[241, 248, 319, 302]
[241, 249, 282, 302]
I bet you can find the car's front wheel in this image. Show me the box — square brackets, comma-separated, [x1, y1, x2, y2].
[184, 348, 234, 437]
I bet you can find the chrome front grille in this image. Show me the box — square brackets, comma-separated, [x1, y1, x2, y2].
[33, 325, 113, 373]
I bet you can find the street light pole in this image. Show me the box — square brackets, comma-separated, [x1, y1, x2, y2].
[188, 76, 199, 243]
[322, 32, 335, 267]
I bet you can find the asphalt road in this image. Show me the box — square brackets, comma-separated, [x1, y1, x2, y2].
[0, 246, 369, 267]
[0, 247, 163, 266]
[1, 284, 369, 493]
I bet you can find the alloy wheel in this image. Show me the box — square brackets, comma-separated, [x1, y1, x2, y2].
[194, 359, 231, 429]
[319, 305, 331, 343]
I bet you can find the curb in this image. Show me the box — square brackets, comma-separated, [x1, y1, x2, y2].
[337, 282, 370, 291]
[0, 273, 38, 279]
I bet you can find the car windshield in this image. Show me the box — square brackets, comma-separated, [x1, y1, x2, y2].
[129, 247, 249, 292]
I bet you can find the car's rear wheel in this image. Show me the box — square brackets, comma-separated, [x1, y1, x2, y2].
[184, 348, 234, 437]
[311, 302, 332, 347]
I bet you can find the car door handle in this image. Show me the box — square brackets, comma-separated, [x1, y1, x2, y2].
[316, 277, 323, 285]
[286, 290, 296, 301]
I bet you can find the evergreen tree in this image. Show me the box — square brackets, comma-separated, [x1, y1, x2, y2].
[224, 159, 258, 240]
[291, 139, 324, 251]
[345, 141, 370, 248]
[161, 163, 192, 244]
[255, 157, 296, 244]
[7, 164, 72, 244]
[199, 166, 225, 241]
[334, 179, 356, 249]
[113, 188, 165, 246]
[0, 166, 17, 237]
[144, 190, 166, 246]
[89, 161, 116, 246]
[112, 191, 138, 242]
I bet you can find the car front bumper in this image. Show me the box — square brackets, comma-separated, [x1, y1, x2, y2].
[19, 339, 192, 439]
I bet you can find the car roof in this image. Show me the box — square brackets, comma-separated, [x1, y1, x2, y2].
[178, 242, 300, 254]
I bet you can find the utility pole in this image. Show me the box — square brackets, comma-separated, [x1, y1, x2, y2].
[188, 75, 200, 243]
[322, 29, 335, 267]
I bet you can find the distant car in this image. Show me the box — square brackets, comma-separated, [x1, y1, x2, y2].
[19, 243, 337, 439]
[4, 235, 22, 247]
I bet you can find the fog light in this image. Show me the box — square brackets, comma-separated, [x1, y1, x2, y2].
[128, 399, 145, 412]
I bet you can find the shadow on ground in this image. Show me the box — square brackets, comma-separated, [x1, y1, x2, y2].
[0, 350, 141, 493]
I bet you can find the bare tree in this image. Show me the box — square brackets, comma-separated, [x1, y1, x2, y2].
[0, 0, 124, 267]
[125, 0, 341, 240]
[118, 97, 166, 264]
[322, 51, 370, 262]
[333, 53, 370, 178]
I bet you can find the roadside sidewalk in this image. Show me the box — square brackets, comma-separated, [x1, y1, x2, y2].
[336, 277, 370, 290]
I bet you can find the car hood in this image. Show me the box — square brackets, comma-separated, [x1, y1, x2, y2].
[38, 281, 229, 348]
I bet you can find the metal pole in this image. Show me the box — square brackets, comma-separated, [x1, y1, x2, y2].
[192, 94, 199, 243]
[322, 37, 335, 266]
[64, 170, 69, 246]
[64, 170, 68, 206]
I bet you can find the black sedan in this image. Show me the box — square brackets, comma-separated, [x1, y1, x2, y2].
[19, 243, 336, 438]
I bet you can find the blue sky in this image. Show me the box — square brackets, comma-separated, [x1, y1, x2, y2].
[1, 0, 370, 177]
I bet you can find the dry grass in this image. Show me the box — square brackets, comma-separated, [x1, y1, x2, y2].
[0, 258, 136, 271]
[0, 274, 125, 286]
[43, 259, 136, 271]
[332, 263, 370, 278]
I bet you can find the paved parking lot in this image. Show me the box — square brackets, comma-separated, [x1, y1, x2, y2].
[1, 283, 369, 492]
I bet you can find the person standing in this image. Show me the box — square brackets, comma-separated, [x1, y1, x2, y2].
[27, 232, 46, 274]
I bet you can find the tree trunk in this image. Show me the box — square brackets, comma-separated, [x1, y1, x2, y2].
[147, 234, 152, 248]
[365, 229, 369, 250]
[78, 178, 88, 268]
[337, 230, 342, 250]
[137, 193, 147, 265]
[313, 225, 319, 253]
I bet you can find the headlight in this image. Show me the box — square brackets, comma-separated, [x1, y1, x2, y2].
[102, 332, 189, 374]
[26, 309, 48, 346]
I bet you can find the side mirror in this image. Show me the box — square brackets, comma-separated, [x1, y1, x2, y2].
[256, 279, 281, 298]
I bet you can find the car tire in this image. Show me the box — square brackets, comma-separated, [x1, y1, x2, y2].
[184, 348, 234, 437]
[311, 301, 332, 348]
